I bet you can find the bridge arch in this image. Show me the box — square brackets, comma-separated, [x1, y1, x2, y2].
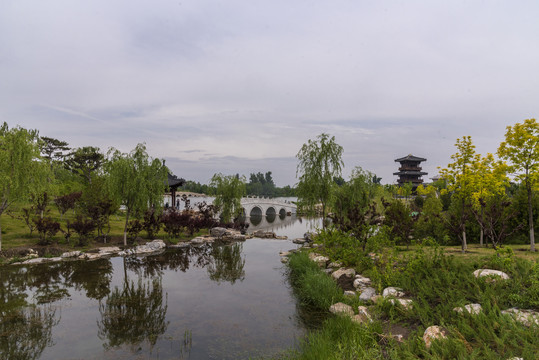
[250, 206, 263, 217]
[279, 208, 286, 219]
[266, 206, 276, 217]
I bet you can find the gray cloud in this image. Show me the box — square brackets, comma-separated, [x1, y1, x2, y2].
[1, 1, 538, 186]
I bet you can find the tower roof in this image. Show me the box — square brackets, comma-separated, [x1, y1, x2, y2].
[394, 154, 427, 163]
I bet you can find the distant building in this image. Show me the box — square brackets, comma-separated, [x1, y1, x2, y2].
[393, 154, 427, 189]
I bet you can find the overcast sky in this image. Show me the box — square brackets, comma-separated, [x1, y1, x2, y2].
[1, 1, 538, 186]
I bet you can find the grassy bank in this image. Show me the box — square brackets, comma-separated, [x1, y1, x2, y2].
[0, 205, 205, 260]
[280, 245, 539, 359]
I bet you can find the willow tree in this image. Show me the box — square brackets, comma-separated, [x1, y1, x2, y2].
[210, 173, 246, 223]
[0, 123, 48, 251]
[498, 118, 539, 251]
[106, 144, 169, 246]
[439, 136, 477, 252]
[296, 133, 344, 225]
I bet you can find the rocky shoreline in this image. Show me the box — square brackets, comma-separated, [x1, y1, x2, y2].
[7, 227, 288, 266]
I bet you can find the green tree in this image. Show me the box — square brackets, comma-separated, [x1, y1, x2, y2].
[210, 173, 246, 223]
[64, 146, 104, 184]
[498, 118, 539, 251]
[439, 136, 477, 252]
[0, 123, 48, 250]
[39, 136, 70, 168]
[296, 133, 344, 225]
[470, 153, 509, 246]
[106, 144, 169, 246]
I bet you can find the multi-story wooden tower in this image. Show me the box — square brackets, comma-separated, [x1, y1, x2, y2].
[393, 155, 427, 188]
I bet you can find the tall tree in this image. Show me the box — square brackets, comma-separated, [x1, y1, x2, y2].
[498, 118, 539, 251]
[0, 123, 48, 250]
[64, 146, 104, 184]
[39, 136, 70, 167]
[296, 133, 344, 225]
[469, 153, 508, 246]
[106, 144, 169, 246]
[439, 136, 477, 252]
[210, 173, 246, 223]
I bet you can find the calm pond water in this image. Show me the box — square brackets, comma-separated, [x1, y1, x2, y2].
[0, 215, 322, 360]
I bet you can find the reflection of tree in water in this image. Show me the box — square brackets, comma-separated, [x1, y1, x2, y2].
[97, 278, 168, 350]
[207, 243, 246, 284]
[123, 244, 214, 276]
[0, 260, 115, 358]
[0, 305, 58, 360]
[64, 259, 113, 301]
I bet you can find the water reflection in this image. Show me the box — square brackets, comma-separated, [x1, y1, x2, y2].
[97, 278, 168, 350]
[0, 305, 58, 360]
[0, 214, 322, 359]
[207, 243, 246, 284]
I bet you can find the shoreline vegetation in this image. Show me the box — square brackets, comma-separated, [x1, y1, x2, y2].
[279, 239, 539, 359]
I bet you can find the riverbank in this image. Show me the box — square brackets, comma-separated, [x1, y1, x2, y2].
[280, 238, 539, 359]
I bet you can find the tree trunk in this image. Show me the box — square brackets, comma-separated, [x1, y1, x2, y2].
[0, 219, 2, 252]
[123, 210, 130, 246]
[479, 207, 484, 246]
[528, 184, 535, 252]
[462, 229, 467, 253]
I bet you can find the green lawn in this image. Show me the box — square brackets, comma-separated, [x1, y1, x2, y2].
[0, 204, 204, 255]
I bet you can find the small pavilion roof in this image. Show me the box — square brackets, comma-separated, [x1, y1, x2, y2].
[395, 154, 427, 163]
[167, 173, 185, 190]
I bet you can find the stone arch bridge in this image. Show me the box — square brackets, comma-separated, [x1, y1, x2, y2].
[241, 197, 297, 218]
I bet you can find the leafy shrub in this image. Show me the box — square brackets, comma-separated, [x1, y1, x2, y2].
[143, 208, 162, 239]
[54, 191, 82, 217]
[33, 217, 61, 245]
[126, 219, 144, 242]
[70, 216, 96, 246]
[161, 210, 191, 238]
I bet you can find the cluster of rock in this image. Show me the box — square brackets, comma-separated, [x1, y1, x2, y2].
[10, 227, 253, 266]
[253, 230, 287, 240]
[316, 257, 538, 350]
[329, 302, 373, 324]
[422, 268, 538, 351]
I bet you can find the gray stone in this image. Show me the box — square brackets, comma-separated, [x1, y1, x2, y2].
[382, 287, 405, 298]
[61, 251, 82, 258]
[210, 227, 229, 237]
[309, 253, 329, 268]
[329, 302, 354, 316]
[328, 261, 343, 268]
[353, 275, 372, 290]
[473, 269, 510, 281]
[279, 251, 292, 257]
[357, 305, 372, 322]
[344, 290, 356, 297]
[423, 326, 447, 349]
[454, 303, 482, 315]
[359, 287, 377, 302]
[280, 257, 289, 264]
[304, 232, 315, 242]
[169, 242, 190, 248]
[190, 237, 208, 245]
[293, 238, 306, 244]
[501, 308, 539, 327]
[253, 230, 276, 238]
[331, 268, 356, 281]
[389, 298, 413, 310]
